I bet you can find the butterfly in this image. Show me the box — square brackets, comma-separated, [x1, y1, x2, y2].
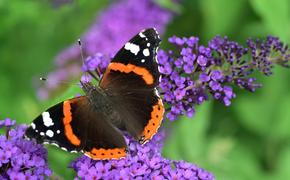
[25, 28, 164, 160]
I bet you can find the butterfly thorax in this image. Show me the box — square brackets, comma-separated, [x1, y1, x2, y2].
[81, 81, 122, 126]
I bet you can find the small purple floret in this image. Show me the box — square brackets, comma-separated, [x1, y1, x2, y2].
[70, 131, 215, 179]
[0, 119, 51, 179]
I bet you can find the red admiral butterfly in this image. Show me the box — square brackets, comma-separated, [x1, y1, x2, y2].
[26, 28, 164, 160]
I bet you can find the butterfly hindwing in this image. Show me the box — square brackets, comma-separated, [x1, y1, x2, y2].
[100, 28, 164, 144]
[25, 96, 127, 159]
[67, 96, 127, 159]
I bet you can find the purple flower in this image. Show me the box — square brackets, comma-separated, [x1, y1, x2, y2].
[169, 36, 186, 46]
[70, 131, 215, 179]
[159, 63, 173, 75]
[0, 119, 51, 179]
[82, 53, 110, 73]
[174, 88, 186, 100]
[211, 70, 223, 81]
[199, 73, 210, 82]
[38, 0, 174, 100]
[184, 63, 195, 74]
[247, 36, 289, 75]
[0, 118, 16, 129]
[197, 55, 208, 66]
[157, 35, 289, 120]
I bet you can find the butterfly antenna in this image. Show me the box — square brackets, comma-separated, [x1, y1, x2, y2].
[39, 77, 47, 81]
[78, 39, 86, 73]
[78, 39, 100, 81]
[39, 77, 80, 86]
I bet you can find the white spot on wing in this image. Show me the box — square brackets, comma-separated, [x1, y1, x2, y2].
[143, 48, 150, 57]
[42, 112, 54, 127]
[31, 123, 36, 129]
[40, 132, 45, 136]
[57, 130, 60, 134]
[157, 65, 161, 72]
[141, 59, 145, 63]
[124, 43, 140, 55]
[155, 55, 159, 64]
[147, 43, 150, 47]
[155, 88, 160, 97]
[155, 47, 159, 63]
[84, 153, 91, 159]
[61, 147, 68, 151]
[139, 32, 146, 38]
[46, 130, 54, 137]
[25, 137, 31, 140]
[51, 143, 59, 147]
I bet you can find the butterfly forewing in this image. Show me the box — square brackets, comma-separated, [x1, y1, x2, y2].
[100, 28, 164, 144]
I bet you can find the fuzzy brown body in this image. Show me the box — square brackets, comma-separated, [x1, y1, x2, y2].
[80, 81, 123, 129]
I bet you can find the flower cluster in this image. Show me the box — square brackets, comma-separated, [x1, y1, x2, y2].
[38, 0, 173, 99]
[158, 35, 289, 120]
[70, 131, 214, 179]
[246, 36, 290, 75]
[0, 118, 51, 179]
[79, 35, 289, 121]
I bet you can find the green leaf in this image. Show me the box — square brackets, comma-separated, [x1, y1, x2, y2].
[48, 84, 83, 106]
[273, 145, 290, 179]
[240, 22, 269, 38]
[271, 93, 290, 139]
[47, 146, 78, 179]
[208, 141, 264, 180]
[199, 0, 248, 38]
[163, 102, 212, 162]
[233, 68, 290, 138]
[250, 0, 290, 41]
[154, 0, 182, 13]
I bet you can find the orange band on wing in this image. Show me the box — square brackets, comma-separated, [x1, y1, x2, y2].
[107, 62, 154, 85]
[85, 147, 126, 160]
[142, 99, 164, 143]
[63, 100, 81, 146]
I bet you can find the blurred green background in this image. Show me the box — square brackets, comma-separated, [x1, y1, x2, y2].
[1, 0, 290, 179]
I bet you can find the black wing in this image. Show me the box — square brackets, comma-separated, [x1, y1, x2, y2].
[25, 96, 127, 160]
[100, 28, 164, 144]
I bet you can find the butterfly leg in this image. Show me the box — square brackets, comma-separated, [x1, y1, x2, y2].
[87, 70, 100, 81]
[95, 67, 102, 79]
